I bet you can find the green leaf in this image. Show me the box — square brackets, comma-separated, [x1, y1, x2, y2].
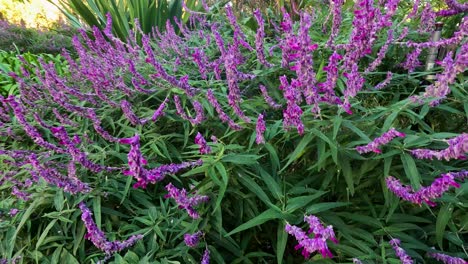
[306, 202, 351, 214]
[259, 168, 282, 201]
[280, 132, 314, 173]
[226, 208, 283, 236]
[338, 153, 354, 195]
[36, 219, 58, 250]
[238, 172, 280, 211]
[276, 222, 287, 264]
[436, 204, 453, 249]
[286, 191, 327, 213]
[400, 153, 421, 188]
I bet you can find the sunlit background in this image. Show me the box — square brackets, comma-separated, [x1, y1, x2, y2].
[0, 0, 63, 28]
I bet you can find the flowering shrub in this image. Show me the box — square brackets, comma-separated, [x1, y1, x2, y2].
[0, 0, 467, 263]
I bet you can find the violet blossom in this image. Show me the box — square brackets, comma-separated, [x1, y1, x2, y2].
[28, 154, 91, 194]
[418, 42, 468, 106]
[386, 172, 460, 207]
[342, 63, 365, 114]
[253, 9, 272, 67]
[374, 72, 393, 90]
[201, 248, 210, 264]
[195, 132, 211, 154]
[255, 114, 266, 144]
[79, 202, 143, 257]
[9, 208, 19, 217]
[427, 251, 467, 264]
[174, 96, 205, 125]
[285, 215, 338, 259]
[389, 239, 413, 264]
[165, 183, 209, 219]
[259, 85, 282, 109]
[401, 47, 422, 72]
[356, 128, 405, 154]
[326, 0, 345, 47]
[184, 231, 203, 247]
[205, 89, 242, 131]
[410, 133, 467, 160]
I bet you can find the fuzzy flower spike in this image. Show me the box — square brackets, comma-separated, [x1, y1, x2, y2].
[356, 128, 405, 154]
[79, 202, 143, 258]
[285, 215, 338, 259]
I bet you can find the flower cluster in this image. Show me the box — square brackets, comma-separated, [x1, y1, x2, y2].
[427, 251, 467, 264]
[285, 215, 338, 259]
[165, 183, 209, 219]
[184, 231, 203, 247]
[386, 172, 461, 206]
[79, 202, 143, 257]
[120, 134, 203, 188]
[356, 128, 405, 154]
[255, 114, 266, 144]
[195, 132, 211, 154]
[389, 239, 413, 264]
[201, 248, 210, 264]
[410, 133, 467, 160]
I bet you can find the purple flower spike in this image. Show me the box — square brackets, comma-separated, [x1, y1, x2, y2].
[165, 183, 209, 219]
[201, 248, 210, 264]
[184, 231, 203, 248]
[79, 202, 143, 257]
[356, 128, 405, 154]
[410, 133, 468, 161]
[389, 239, 413, 264]
[9, 208, 19, 217]
[195, 132, 211, 154]
[427, 251, 467, 264]
[353, 258, 363, 264]
[255, 114, 266, 145]
[253, 9, 272, 67]
[285, 215, 337, 259]
[386, 172, 461, 207]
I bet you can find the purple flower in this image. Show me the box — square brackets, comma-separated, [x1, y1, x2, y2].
[326, 0, 345, 47]
[79, 202, 143, 257]
[419, 3, 435, 33]
[201, 248, 210, 264]
[419, 42, 468, 106]
[427, 251, 467, 264]
[9, 208, 19, 217]
[374, 72, 393, 90]
[342, 63, 364, 114]
[389, 239, 413, 264]
[145, 160, 203, 184]
[184, 231, 203, 247]
[401, 47, 422, 72]
[253, 9, 272, 67]
[356, 128, 405, 154]
[165, 183, 209, 219]
[119, 134, 150, 188]
[174, 96, 205, 125]
[195, 132, 211, 154]
[50, 126, 112, 172]
[445, 0, 468, 12]
[254, 114, 266, 145]
[285, 215, 337, 259]
[259, 85, 281, 109]
[11, 186, 31, 201]
[120, 100, 142, 126]
[353, 258, 363, 264]
[386, 172, 460, 207]
[205, 89, 242, 131]
[410, 133, 467, 160]
[151, 97, 168, 122]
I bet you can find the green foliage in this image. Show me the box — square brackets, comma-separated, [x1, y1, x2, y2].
[0, 21, 75, 54]
[50, 0, 201, 41]
[0, 51, 67, 96]
[1, 1, 467, 264]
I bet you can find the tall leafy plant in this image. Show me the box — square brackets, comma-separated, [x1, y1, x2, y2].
[50, 0, 194, 41]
